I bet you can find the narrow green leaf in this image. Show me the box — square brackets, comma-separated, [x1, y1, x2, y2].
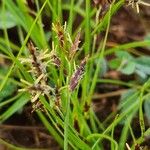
[0, 9, 17, 29]
[0, 93, 30, 122]
[144, 99, 150, 124]
[37, 111, 64, 148]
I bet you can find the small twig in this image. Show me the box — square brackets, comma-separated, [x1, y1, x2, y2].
[126, 0, 150, 13]
[92, 89, 127, 99]
[0, 124, 45, 131]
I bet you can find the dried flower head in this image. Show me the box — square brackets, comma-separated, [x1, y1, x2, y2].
[69, 56, 88, 91]
[27, 41, 47, 82]
[93, 0, 113, 6]
[51, 54, 61, 67]
[69, 31, 81, 60]
[93, 0, 113, 17]
[126, 0, 150, 13]
[52, 22, 67, 48]
[19, 42, 56, 111]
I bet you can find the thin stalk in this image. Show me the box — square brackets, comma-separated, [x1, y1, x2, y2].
[68, 0, 75, 34]
[87, 2, 112, 104]
[64, 60, 71, 150]
[2, 0, 11, 52]
[85, 0, 91, 54]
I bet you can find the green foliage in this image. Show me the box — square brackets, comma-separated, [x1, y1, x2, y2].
[0, 8, 17, 29]
[0, 93, 30, 122]
[0, 81, 17, 101]
[0, 0, 150, 149]
[109, 50, 150, 79]
[135, 56, 150, 79]
[144, 99, 150, 124]
[0, 67, 17, 101]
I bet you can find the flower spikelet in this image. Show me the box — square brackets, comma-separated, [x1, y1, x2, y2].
[19, 42, 55, 111]
[69, 31, 81, 60]
[69, 56, 88, 91]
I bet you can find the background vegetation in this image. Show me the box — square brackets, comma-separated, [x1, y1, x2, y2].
[0, 0, 150, 149]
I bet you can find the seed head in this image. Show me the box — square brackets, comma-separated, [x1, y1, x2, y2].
[69, 56, 88, 91]
[69, 31, 81, 60]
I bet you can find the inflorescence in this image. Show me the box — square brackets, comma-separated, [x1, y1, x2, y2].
[19, 23, 88, 112]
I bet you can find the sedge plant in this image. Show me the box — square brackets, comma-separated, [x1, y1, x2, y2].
[0, 0, 150, 150]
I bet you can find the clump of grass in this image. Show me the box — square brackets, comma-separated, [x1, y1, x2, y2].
[19, 26, 88, 113]
[0, 0, 150, 150]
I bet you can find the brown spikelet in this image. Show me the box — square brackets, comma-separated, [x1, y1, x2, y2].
[70, 31, 81, 60]
[24, 41, 52, 111]
[52, 22, 66, 48]
[69, 56, 88, 91]
[31, 101, 44, 113]
[28, 41, 41, 75]
[93, 0, 112, 18]
[28, 41, 46, 79]
[93, 0, 113, 6]
[51, 54, 61, 67]
[54, 87, 61, 108]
